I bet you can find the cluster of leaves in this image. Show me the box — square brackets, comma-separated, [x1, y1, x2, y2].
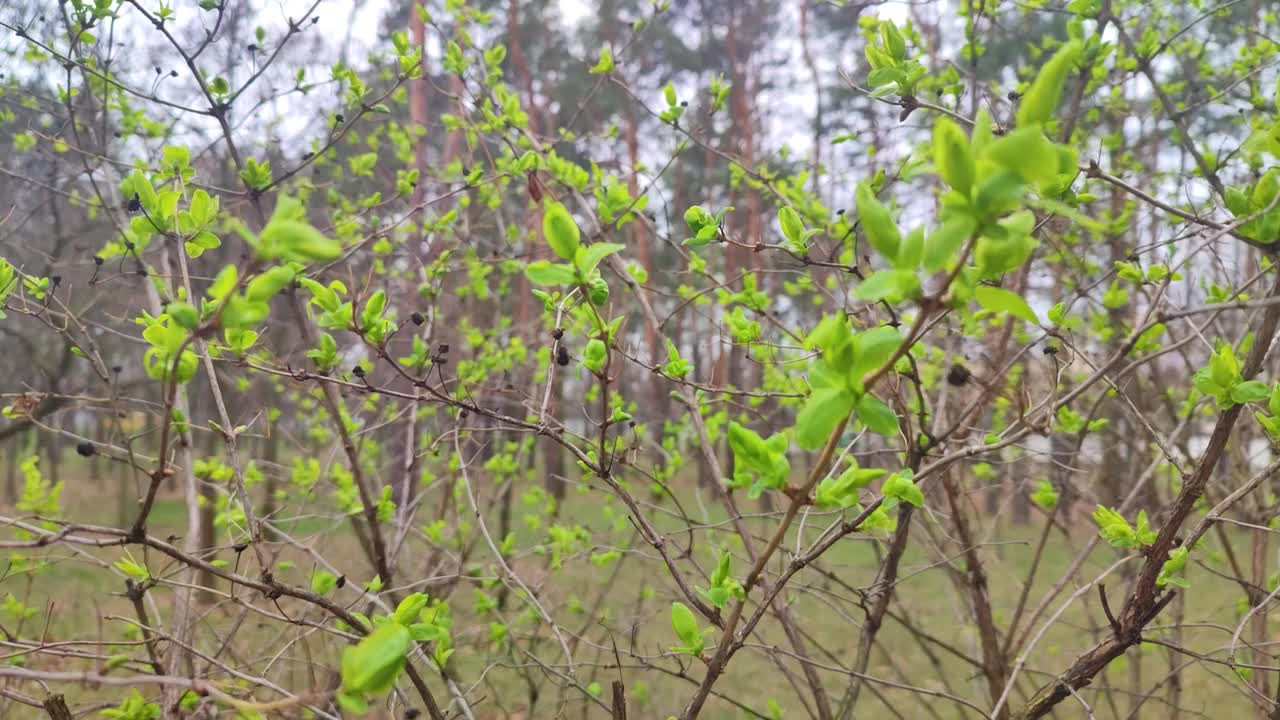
[526, 201, 624, 308]
[697, 550, 744, 609]
[815, 459, 886, 510]
[856, 41, 1083, 326]
[795, 316, 901, 449]
[681, 204, 732, 248]
[14, 456, 61, 536]
[337, 593, 451, 713]
[864, 21, 924, 97]
[1092, 506, 1156, 549]
[1193, 343, 1269, 409]
[726, 422, 790, 498]
[100, 690, 160, 720]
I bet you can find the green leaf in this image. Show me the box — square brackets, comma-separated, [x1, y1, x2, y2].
[167, 302, 199, 330]
[898, 227, 924, 270]
[244, 266, 296, 303]
[867, 67, 903, 87]
[543, 201, 581, 260]
[341, 621, 411, 694]
[576, 242, 625, 276]
[589, 46, 614, 74]
[855, 394, 899, 437]
[986, 127, 1060, 187]
[816, 462, 886, 509]
[933, 117, 975, 195]
[1156, 546, 1189, 589]
[336, 690, 369, 715]
[975, 286, 1039, 324]
[259, 220, 343, 263]
[795, 388, 855, 450]
[1232, 380, 1270, 404]
[311, 570, 338, 595]
[1210, 345, 1241, 388]
[583, 338, 607, 372]
[360, 291, 387, 333]
[163, 145, 190, 169]
[880, 21, 907, 61]
[856, 183, 901, 263]
[189, 188, 218, 225]
[1016, 40, 1083, 128]
[185, 231, 221, 258]
[807, 315, 853, 356]
[123, 169, 158, 214]
[848, 326, 903, 387]
[670, 602, 703, 655]
[973, 171, 1027, 219]
[1091, 505, 1151, 548]
[881, 470, 924, 507]
[778, 206, 805, 246]
[393, 593, 430, 625]
[727, 422, 770, 471]
[207, 265, 238, 303]
[727, 422, 790, 492]
[1031, 480, 1058, 511]
[663, 82, 678, 106]
[114, 555, 149, 580]
[853, 269, 916, 302]
[924, 214, 976, 272]
[525, 261, 577, 286]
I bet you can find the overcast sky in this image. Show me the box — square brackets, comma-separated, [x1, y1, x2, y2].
[312, 0, 591, 58]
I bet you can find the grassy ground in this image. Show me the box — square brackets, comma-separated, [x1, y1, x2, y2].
[0, 477, 1269, 719]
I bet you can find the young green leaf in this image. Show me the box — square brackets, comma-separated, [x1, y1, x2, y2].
[583, 338, 607, 372]
[588, 46, 614, 75]
[245, 266, 296, 303]
[669, 601, 704, 656]
[1030, 480, 1059, 511]
[778, 206, 804, 246]
[1231, 380, 1270, 404]
[924, 214, 976, 272]
[855, 393, 900, 437]
[933, 117, 975, 195]
[576, 242, 625, 276]
[795, 388, 856, 450]
[853, 269, 917, 302]
[1156, 547, 1190, 589]
[258, 220, 343, 263]
[880, 21, 907, 61]
[855, 183, 901, 263]
[975, 286, 1039, 324]
[1015, 40, 1082, 127]
[986, 127, 1060, 187]
[167, 302, 199, 330]
[881, 470, 924, 508]
[543, 202, 581, 260]
[311, 570, 338, 595]
[393, 593, 430, 625]
[341, 621, 412, 694]
[525, 260, 577, 286]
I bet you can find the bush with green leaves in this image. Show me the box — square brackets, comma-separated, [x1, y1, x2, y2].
[3, 1, 1280, 719]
